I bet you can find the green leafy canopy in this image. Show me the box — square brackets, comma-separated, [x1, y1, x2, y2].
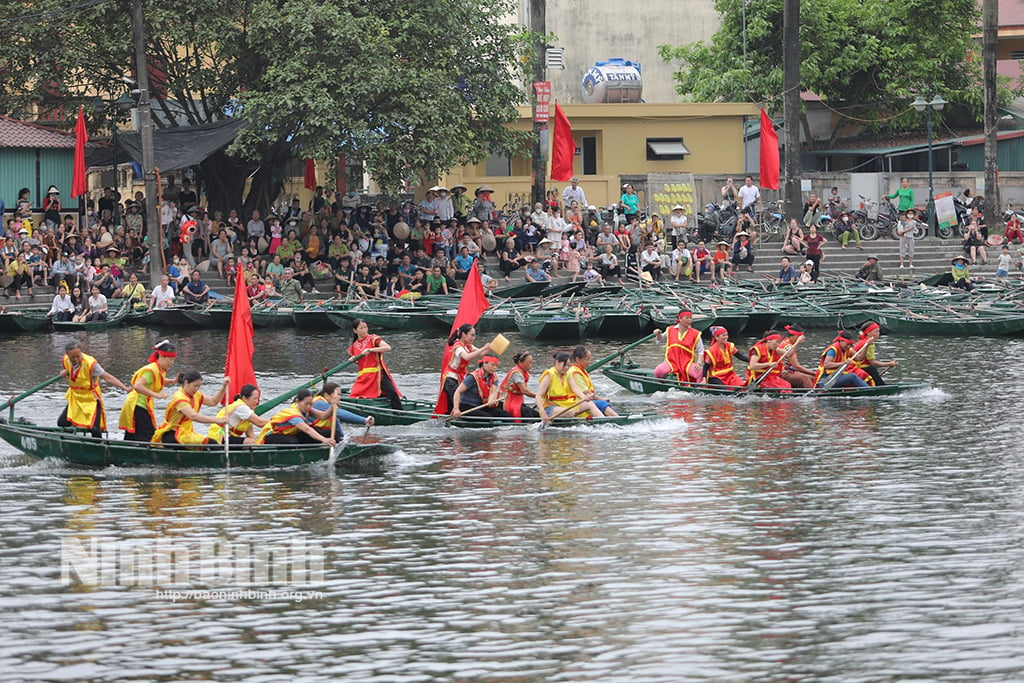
[658, 0, 1015, 135]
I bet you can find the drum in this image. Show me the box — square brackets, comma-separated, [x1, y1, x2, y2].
[481, 230, 497, 252]
[393, 221, 410, 239]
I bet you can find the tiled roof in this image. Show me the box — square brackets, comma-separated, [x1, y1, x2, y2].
[0, 116, 77, 149]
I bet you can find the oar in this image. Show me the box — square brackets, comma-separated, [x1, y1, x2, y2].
[0, 374, 63, 420]
[255, 353, 367, 416]
[588, 331, 658, 372]
[537, 398, 587, 431]
[810, 343, 868, 394]
[327, 403, 341, 466]
[742, 336, 803, 393]
[222, 377, 231, 469]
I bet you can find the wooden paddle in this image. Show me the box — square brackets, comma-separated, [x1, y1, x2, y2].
[0, 374, 63, 419]
[589, 331, 658, 372]
[326, 403, 341, 466]
[810, 342, 868, 394]
[255, 352, 367, 415]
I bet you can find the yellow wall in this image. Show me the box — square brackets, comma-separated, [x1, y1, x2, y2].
[443, 103, 758, 208]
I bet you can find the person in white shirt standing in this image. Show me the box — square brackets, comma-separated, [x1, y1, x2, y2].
[668, 204, 689, 250]
[738, 175, 761, 217]
[561, 177, 587, 209]
[435, 187, 454, 221]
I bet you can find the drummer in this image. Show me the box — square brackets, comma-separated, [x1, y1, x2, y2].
[348, 319, 403, 410]
[119, 340, 177, 442]
[59, 340, 130, 438]
[150, 370, 229, 445]
[653, 310, 703, 381]
[207, 384, 270, 445]
[434, 323, 492, 414]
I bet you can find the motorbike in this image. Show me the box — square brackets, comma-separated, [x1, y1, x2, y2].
[693, 200, 738, 244]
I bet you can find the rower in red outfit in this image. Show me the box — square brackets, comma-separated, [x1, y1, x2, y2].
[702, 326, 747, 386]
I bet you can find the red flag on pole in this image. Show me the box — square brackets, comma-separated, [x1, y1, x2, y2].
[759, 108, 780, 191]
[72, 106, 88, 199]
[304, 159, 317, 191]
[550, 103, 575, 182]
[224, 263, 257, 401]
[435, 260, 490, 413]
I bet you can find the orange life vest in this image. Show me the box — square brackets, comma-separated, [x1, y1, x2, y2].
[704, 341, 743, 385]
[499, 365, 530, 417]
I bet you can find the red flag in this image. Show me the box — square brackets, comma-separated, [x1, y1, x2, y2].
[550, 103, 575, 182]
[435, 260, 490, 413]
[759, 108, 780, 191]
[72, 106, 88, 199]
[224, 263, 257, 401]
[304, 159, 317, 191]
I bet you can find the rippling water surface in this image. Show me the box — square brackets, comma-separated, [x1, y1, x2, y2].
[0, 327, 1022, 681]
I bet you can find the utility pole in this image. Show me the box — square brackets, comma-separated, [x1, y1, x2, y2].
[983, 0, 1000, 227]
[529, 0, 547, 208]
[131, 0, 163, 287]
[782, 0, 801, 220]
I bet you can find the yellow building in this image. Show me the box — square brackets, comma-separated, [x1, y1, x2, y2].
[442, 102, 758, 210]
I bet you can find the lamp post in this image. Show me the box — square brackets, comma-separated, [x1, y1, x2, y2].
[912, 88, 947, 237]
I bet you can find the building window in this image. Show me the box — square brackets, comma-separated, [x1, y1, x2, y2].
[485, 154, 511, 177]
[582, 136, 597, 175]
[646, 138, 690, 161]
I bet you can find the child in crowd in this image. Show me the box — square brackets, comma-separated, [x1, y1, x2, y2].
[995, 245, 1011, 278]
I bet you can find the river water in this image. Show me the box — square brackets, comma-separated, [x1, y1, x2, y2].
[0, 326, 1022, 682]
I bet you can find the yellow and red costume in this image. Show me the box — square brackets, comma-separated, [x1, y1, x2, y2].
[207, 398, 255, 444]
[499, 365, 530, 417]
[747, 336, 791, 389]
[349, 334, 402, 399]
[257, 402, 308, 443]
[704, 341, 744, 386]
[665, 325, 702, 379]
[814, 338, 849, 386]
[539, 367, 583, 416]
[118, 361, 166, 435]
[434, 340, 473, 414]
[63, 352, 105, 430]
[151, 389, 210, 445]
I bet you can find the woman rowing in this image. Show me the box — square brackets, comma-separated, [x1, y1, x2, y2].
[59, 340, 130, 438]
[566, 346, 618, 416]
[536, 351, 605, 423]
[119, 340, 177, 442]
[257, 388, 337, 446]
[499, 351, 539, 419]
[347, 319, 403, 410]
[746, 331, 793, 389]
[310, 383, 375, 437]
[813, 331, 870, 388]
[434, 323, 492, 414]
[702, 326, 747, 386]
[848, 321, 898, 386]
[653, 310, 703, 381]
[777, 324, 817, 389]
[150, 370, 228, 445]
[207, 384, 270, 445]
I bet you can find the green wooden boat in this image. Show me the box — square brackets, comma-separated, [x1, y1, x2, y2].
[585, 308, 654, 337]
[182, 304, 233, 329]
[0, 420, 397, 468]
[52, 300, 132, 332]
[326, 308, 445, 332]
[0, 310, 51, 333]
[602, 365, 928, 398]
[152, 305, 205, 328]
[292, 304, 349, 330]
[430, 306, 519, 333]
[515, 309, 589, 341]
[492, 281, 551, 299]
[874, 312, 1024, 336]
[251, 305, 297, 328]
[337, 397, 650, 429]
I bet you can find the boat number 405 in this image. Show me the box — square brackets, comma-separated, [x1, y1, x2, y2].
[21, 436, 36, 451]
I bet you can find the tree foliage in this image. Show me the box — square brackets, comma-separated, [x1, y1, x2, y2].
[658, 0, 1010, 141]
[0, 0, 534, 208]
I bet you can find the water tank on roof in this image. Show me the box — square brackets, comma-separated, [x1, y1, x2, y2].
[581, 59, 643, 104]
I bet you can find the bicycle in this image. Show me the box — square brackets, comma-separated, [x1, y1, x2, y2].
[755, 200, 785, 242]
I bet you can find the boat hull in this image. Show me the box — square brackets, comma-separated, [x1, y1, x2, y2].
[337, 397, 648, 428]
[603, 366, 927, 398]
[0, 421, 395, 468]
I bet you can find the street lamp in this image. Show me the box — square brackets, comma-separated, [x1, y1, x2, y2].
[912, 89, 947, 237]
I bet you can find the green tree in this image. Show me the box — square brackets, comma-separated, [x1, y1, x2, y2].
[658, 0, 1003, 144]
[0, 0, 533, 211]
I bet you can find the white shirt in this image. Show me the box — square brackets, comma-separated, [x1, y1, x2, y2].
[545, 214, 570, 239]
[435, 195, 454, 221]
[151, 284, 175, 308]
[561, 185, 587, 209]
[738, 184, 760, 210]
[669, 212, 688, 234]
[228, 403, 255, 428]
[87, 293, 107, 311]
[48, 294, 75, 314]
[640, 249, 662, 266]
